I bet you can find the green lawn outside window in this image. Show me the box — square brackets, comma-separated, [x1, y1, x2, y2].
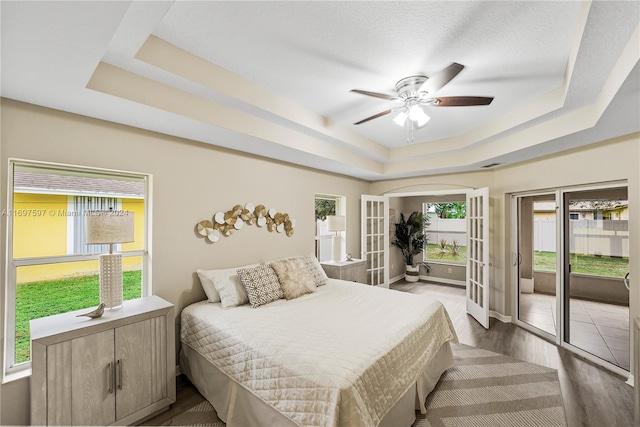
[14, 270, 142, 364]
[533, 251, 628, 278]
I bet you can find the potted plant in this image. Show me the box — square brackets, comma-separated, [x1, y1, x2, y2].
[392, 211, 429, 282]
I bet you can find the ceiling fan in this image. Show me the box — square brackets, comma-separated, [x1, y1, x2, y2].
[350, 63, 494, 131]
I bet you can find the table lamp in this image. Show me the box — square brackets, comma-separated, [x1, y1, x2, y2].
[326, 215, 346, 262]
[86, 211, 134, 309]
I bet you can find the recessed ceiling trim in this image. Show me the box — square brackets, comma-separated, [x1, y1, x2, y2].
[135, 35, 390, 160]
[593, 23, 640, 114]
[86, 62, 384, 175]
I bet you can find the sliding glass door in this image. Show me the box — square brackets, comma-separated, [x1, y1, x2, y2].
[514, 184, 630, 374]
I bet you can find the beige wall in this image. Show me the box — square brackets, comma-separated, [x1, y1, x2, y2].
[0, 99, 369, 425]
[371, 135, 639, 328]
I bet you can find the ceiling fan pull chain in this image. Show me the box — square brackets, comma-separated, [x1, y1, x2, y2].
[407, 120, 415, 144]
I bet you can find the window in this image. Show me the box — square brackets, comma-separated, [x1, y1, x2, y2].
[314, 194, 345, 262]
[4, 161, 150, 374]
[423, 202, 467, 264]
[569, 213, 579, 220]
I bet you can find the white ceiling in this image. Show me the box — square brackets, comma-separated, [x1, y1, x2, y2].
[1, 1, 638, 181]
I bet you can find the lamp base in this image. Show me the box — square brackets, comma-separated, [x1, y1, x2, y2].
[100, 253, 123, 309]
[331, 235, 342, 262]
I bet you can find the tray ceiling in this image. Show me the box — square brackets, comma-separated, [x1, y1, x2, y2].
[1, 1, 638, 180]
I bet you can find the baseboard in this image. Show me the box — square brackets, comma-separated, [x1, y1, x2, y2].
[390, 274, 405, 284]
[419, 276, 465, 287]
[489, 311, 512, 323]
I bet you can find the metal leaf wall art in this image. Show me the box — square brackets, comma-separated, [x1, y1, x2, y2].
[196, 203, 296, 243]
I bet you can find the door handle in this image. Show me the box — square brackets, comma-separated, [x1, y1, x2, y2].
[513, 253, 522, 266]
[624, 272, 629, 291]
[116, 359, 123, 390]
[107, 362, 113, 394]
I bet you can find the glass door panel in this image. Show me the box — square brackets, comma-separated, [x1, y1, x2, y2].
[563, 187, 629, 371]
[517, 194, 558, 337]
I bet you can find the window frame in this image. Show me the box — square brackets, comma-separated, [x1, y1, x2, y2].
[4, 159, 152, 378]
[314, 193, 346, 262]
[422, 201, 468, 266]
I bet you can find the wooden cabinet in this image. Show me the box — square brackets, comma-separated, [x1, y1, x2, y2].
[30, 296, 175, 426]
[321, 259, 367, 284]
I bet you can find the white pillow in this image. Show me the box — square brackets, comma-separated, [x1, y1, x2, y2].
[197, 263, 258, 306]
[302, 253, 329, 286]
[196, 269, 222, 302]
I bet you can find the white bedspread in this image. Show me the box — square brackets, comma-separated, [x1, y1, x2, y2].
[181, 279, 458, 427]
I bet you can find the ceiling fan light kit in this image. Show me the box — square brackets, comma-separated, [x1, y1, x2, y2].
[351, 63, 494, 143]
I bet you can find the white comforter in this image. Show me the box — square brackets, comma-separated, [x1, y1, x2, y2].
[181, 279, 458, 427]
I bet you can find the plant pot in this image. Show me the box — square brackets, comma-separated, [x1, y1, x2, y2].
[405, 265, 419, 282]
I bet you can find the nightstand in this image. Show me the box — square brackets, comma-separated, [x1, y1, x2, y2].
[30, 296, 176, 426]
[321, 259, 367, 284]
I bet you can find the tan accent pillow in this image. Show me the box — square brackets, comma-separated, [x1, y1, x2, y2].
[270, 257, 317, 300]
[237, 264, 284, 308]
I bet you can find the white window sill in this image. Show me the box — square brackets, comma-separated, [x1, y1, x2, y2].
[3, 365, 31, 384]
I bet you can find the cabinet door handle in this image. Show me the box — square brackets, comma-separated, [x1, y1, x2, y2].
[116, 359, 123, 390]
[107, 362, 113, 394]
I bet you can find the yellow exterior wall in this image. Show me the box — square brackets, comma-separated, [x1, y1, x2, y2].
[13, 193, 67, 258]
[13, 193, 144, 283]
[121, 198, 145, 271]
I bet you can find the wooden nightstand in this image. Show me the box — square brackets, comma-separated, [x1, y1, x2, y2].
[30, 296, 176, 426]
[321, 259, 367, 284]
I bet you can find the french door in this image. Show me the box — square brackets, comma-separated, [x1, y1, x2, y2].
[361, 189, 491, 327]
[361, 195, 389, 287]
[466, 188, 490, 328]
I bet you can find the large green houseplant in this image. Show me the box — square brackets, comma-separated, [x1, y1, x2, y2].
[392, 211, 429, 282]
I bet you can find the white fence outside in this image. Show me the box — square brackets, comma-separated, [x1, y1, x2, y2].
[426, 218, 467, 246]
[534, 219, 629, 257]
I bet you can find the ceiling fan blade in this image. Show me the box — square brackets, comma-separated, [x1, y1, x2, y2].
[350, 89, 398, 101]
[430, 96, 494, 107]
[419, 62, 465, 94]
[353, 109, 393, 125]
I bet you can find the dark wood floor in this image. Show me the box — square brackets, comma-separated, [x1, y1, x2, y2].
[144, 281, 636, 427]
[393, 281, 636, 427]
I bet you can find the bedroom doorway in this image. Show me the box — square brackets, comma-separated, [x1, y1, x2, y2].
[363, 187, 490, 329]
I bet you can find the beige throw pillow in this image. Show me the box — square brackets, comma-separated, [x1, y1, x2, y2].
[270, 257, 317, 300]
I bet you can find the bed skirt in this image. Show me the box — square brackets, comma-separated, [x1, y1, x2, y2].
[180, 341, 454, 427]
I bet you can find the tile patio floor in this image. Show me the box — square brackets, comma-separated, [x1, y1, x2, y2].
[519, 292, 630, 371]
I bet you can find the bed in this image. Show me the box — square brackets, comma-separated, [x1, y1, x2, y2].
[180, 259, 458, 427]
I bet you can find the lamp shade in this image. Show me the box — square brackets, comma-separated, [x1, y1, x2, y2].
[326, 215, 346, 232]
[85, 211, 134, 244]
